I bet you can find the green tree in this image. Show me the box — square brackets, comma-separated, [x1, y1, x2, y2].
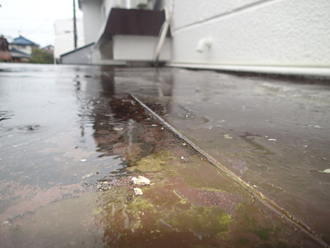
[28, 48, 54, 64]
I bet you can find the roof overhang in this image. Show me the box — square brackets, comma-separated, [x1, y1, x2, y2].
[105, 8, 171, 37]
[95, 8, 171, 48]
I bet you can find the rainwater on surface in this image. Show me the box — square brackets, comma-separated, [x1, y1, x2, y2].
[134, 69, 330, 245]
[0, 64, 328, 247]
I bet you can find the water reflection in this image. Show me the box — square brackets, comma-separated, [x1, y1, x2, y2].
[0, 111, 14, 123]
[0, 64, 179, 247]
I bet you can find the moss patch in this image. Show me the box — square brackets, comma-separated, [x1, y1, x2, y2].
[127, 151, 174, 172]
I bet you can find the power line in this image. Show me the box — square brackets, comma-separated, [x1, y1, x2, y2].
[0, 17, 58, 20]
[6, 1, 72, 36]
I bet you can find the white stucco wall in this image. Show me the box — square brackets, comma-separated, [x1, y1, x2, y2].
[80, 0, 104, 44]
[113, 35, 171, 61]
[102, 0, 125, 21]
[9, 44, 33, 55]
[54, 18, 85, 59]
[169, 0, 330, 68]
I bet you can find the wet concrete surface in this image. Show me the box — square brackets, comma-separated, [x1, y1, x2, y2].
[0, 63, 329, 247]
[131, 69, 330, 244]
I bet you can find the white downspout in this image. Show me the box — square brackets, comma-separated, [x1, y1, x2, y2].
[126, 0, 131, 9]
[153, 6, 171, 65]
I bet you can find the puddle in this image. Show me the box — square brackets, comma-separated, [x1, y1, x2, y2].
[0, 64, 327, 247]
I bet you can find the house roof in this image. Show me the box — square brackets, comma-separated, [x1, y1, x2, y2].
[103, 8, 171, 38]
[11, 35, 39, 46]
[41, 45, 54, 50]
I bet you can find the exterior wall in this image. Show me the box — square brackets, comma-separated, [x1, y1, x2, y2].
[169, 0, 330, 68]
[130, 0, 152, 9]
[61, 44, 93, 64]
[0, 51, 12, 61]
[101, 0, 152, 22]
[102, 0, 126, 20]
[9, 44, 33, 55]
[80, 0, 104, 44]
[113, 35, 171, 61]
[54, 18, 85, 60]
[91, 48, 125, 65]
[99, 39, 113, 60]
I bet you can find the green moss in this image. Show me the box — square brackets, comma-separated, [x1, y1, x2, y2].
[130, 197, 154, 212]
[252, 227, 271, 241]
[173, 189, 188, 204]
[238, 238, 250, 245]
[165, 205, 232, 239]
[127, 151, 173, 172]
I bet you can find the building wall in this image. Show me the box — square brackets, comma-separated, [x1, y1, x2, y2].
[80, 0, 104, 44]
[54, 18, 85, 59]
[101, 0, 153, 21]
[169, 0, 330, 68]
[9, 44, 33, 55]
[0, 51, 12, 61]
[61, 44, 93, 64]
[113, 35, 171, 61]
[102, 0, 126, 19]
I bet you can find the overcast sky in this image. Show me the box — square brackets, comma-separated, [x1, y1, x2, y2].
[0, 0, 83, 47]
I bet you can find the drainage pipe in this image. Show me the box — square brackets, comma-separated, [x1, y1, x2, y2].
[196, 37, 212, 53]
[153, 6, 171, 65]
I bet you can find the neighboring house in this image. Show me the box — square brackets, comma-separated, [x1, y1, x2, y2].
[63, 0, 330, 74]
[0, 35, 12, 62]
[54, 18, 84, 63]
[9, 35, 39, 55]
[41, 45, 54, 54]
[9, 47, 30, 63]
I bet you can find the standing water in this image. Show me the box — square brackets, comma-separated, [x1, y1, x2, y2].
[0, 64, 327, 247]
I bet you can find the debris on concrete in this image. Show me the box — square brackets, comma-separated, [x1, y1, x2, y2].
[224, 134, 232, 139]
[82, 173, 95, 179]
[134, 188, 143, 195]
[96, 181, 111, 191]
[113, 127, 123, 131]
[132, 176, 150, 185]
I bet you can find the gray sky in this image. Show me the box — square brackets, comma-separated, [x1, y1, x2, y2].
[0, 0, 83, 47]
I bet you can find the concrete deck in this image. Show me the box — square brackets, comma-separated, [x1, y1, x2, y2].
[0, 63, 329, 247]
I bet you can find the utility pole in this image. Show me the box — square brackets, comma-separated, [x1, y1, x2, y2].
[73, 0, 77, 49]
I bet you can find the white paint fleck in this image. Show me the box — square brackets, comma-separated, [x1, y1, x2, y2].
[224, 134, 232, 139]
[134, 188, 143, 195]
